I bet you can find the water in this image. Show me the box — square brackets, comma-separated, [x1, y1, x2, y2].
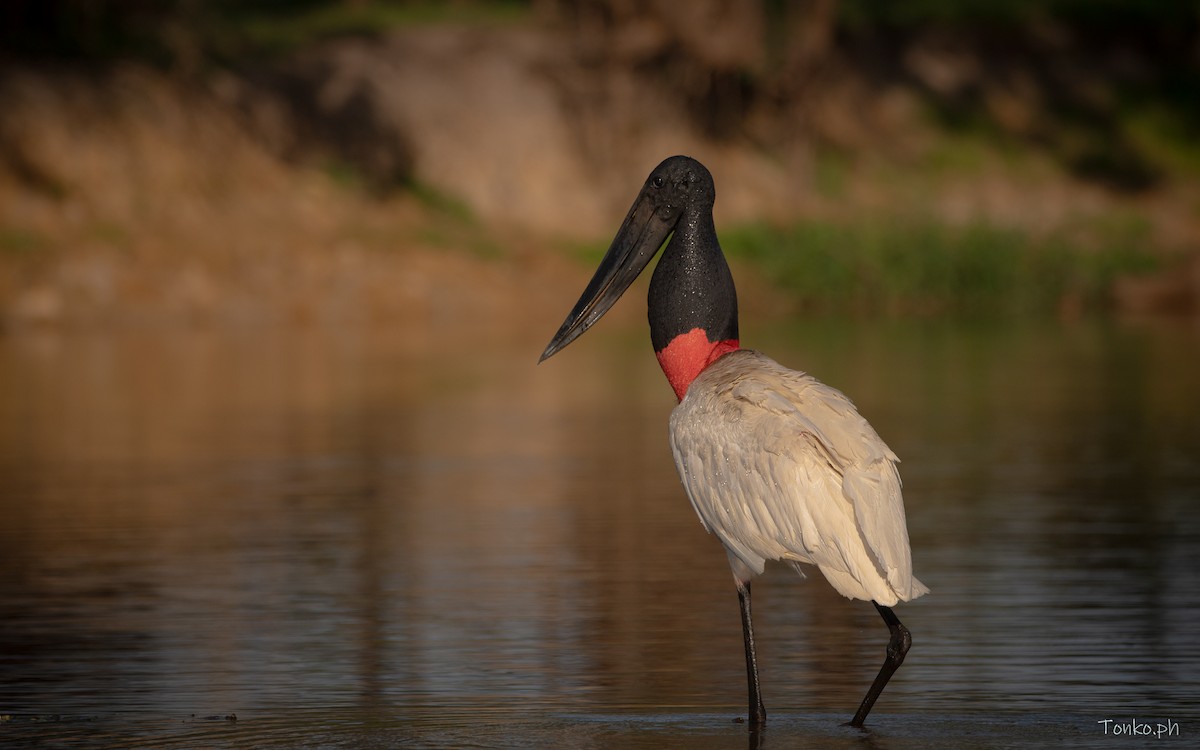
[1, 316, 1198, 748]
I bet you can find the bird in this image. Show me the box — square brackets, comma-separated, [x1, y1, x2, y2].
[538, 155, 928, 728]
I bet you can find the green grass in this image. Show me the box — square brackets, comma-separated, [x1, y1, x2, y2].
[207, 1, 532, 61]
[1, 1, 531, 66]
[404, 179, 504, 259]
[721, 217, 1159, 316]
[0, 228, 47, 256]
[1122, 101, 1200, 178]
[837, 0, 1197, 28]
[406, 180, 476, 225]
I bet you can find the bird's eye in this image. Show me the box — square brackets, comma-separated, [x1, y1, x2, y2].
[652, 176, 665, 188]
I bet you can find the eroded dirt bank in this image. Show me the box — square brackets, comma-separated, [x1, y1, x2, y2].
[2, 20, 1197, 328]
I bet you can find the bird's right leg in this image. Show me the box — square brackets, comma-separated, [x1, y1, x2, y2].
[847, 601, 911, 727]
[737, 580, 767, 727]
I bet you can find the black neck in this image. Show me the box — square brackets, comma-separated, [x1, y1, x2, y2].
[647, 205, 739, 352]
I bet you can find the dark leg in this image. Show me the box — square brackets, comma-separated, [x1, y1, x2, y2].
[737, 582, 767, 727]
[848, 601, 912, 727]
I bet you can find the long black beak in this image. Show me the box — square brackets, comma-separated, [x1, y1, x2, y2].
[539, 189, 674, 362]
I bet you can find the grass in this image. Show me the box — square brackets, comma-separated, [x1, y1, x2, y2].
[405, 179, 504, 259]
[205, 0, 532, 61]
[0, 228, 46, 257]
[837, 0, 1198, 29]
[1123, 102, 1200, 178]
[555, 212, 1161, 317]
[721, 217, 1159, 316]
[1, 0, 533, 67]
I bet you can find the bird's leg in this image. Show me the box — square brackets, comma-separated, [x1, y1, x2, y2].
[737, 581, 767, 727]
[847, 601, 912, 727]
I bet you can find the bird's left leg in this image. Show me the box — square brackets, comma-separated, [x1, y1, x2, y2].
[847, 601, 911, 727]
[736, 580, 767, 727]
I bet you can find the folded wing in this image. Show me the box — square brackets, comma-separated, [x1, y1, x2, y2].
[670, 349, 929, 605]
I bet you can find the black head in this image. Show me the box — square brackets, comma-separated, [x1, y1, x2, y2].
[539, 156, 719, 362]
[642, 155, 716, 227]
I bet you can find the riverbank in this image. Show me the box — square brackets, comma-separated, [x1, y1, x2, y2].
[2, 8, 1197, 328]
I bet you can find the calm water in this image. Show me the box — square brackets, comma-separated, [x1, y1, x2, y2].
[1, 316, 1198, 748]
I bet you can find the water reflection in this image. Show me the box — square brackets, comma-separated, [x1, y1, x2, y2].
[1, 317, 1197, 747]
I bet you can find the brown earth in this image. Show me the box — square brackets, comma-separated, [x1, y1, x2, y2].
[1, 23, 1197, 329]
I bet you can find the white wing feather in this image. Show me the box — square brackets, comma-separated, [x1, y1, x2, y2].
[669, 349, 928, 605]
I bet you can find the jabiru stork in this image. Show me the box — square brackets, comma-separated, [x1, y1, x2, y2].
[539, 155, 928, 728]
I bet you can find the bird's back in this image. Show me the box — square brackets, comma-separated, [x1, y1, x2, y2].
[669, 349, 928, 606]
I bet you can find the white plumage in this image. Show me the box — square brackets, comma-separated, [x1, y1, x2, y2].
[670, 349, 929, 606]
[539, 156, 925, 727]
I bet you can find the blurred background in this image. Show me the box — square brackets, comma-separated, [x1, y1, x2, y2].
[2, 0, 1199, 323]
[1, 2, 1198, 747]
